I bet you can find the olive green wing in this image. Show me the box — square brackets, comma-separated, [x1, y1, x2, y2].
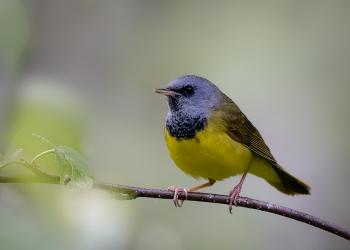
[220, 96, 277, 164]
[227, 112, 277, 164]
[219, 95, 310, 195]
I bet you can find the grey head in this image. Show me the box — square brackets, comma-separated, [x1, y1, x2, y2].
[156, 75, 223, 115]
[155, 75, 223, 139]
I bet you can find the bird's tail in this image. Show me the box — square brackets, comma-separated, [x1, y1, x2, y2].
[250, 159, 310, 195]
[269, 164, 310, 195]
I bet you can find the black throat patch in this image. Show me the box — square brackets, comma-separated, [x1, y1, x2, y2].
[166, 112, 207, 139]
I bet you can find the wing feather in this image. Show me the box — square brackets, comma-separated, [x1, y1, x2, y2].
[220, 95, 277, 164]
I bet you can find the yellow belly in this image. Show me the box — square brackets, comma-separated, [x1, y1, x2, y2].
[165, 120, 253, 180]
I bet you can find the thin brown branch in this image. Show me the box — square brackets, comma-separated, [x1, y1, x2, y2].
[0, 175, 349, 241]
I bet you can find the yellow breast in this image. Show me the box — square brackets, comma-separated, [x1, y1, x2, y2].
[165, 118, 253, 180]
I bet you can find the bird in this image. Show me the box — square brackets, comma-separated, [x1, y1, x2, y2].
[155, 75, 310, 212]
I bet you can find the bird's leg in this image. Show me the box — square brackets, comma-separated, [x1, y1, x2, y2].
[188, 178, 216, 192]
[168, 179, 216, 207]
[229, 165, 251, 213]
[167, 186, 188, 208]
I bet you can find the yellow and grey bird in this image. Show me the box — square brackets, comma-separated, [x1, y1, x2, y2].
[156, 75, 310, 212]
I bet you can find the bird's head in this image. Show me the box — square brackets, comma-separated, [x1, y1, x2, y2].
[155, 75, 222, 117]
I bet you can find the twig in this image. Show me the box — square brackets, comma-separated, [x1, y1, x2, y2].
[0, 175, 349, 240]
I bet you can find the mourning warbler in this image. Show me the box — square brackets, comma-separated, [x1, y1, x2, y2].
[155, 75, 310, 212]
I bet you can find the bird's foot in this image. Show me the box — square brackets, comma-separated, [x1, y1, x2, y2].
[228, 184, 242, 213]
[168, 185, 188, 207]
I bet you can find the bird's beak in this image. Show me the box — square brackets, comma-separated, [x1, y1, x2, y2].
[155, 88, 181, 97]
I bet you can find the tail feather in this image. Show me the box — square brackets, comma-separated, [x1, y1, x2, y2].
[269, 164, 310, 195]
[250, 158, 310, 195]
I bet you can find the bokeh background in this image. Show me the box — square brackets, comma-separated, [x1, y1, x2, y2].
[0, 0, 349, 249]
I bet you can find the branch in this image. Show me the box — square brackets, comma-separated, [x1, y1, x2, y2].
[0, 174, 349, 241]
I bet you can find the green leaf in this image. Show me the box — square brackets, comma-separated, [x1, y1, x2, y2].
[0, 148, 23, 170]
[54, 146, 94, 187]
[2, 148, 23, 163]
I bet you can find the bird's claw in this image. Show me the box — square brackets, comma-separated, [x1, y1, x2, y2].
[228, 184, 242, 213]
[168, 185, 188, 207]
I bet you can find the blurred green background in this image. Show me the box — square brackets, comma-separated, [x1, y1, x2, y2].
[0, 0, 349, 249]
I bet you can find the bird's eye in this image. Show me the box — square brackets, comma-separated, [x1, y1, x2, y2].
[183, 85, 194, 96]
